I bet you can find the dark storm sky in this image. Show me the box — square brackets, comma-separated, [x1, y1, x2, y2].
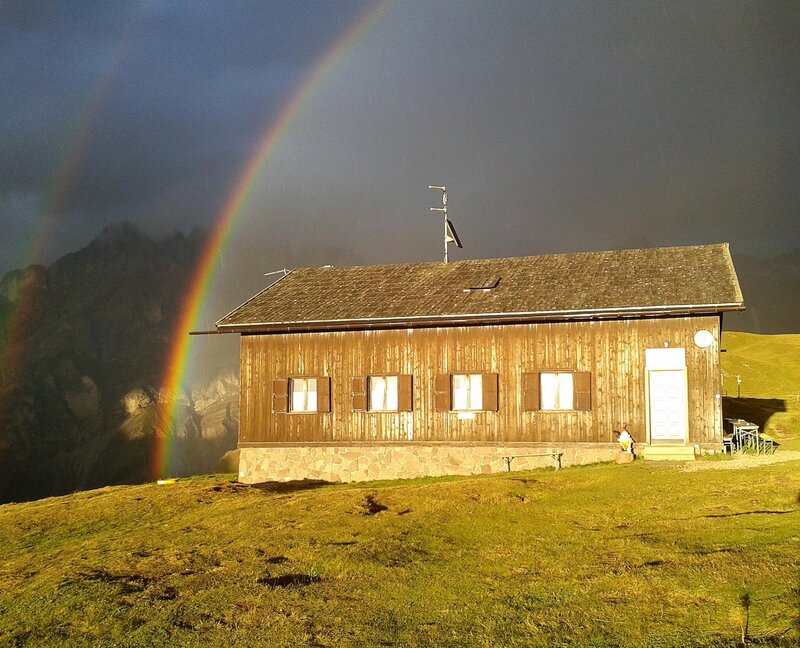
[2, 1, 799, 323]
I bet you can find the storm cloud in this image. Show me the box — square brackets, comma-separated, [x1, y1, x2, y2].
[1, 0, 799, 323]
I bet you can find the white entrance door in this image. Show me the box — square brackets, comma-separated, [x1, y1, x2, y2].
[648, 369, 688, 443]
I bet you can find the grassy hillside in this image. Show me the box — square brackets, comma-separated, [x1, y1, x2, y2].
[1, 332, 797, 646]
[721, 332, 800, 443]
[2, 463, 799, 647]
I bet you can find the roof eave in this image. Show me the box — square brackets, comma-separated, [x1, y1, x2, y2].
[215, 302, 745, 335]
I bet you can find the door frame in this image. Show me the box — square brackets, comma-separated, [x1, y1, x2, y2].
[644, 348, 689, 445]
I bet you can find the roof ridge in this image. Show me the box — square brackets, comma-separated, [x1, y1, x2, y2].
[288, 242, 731, 273]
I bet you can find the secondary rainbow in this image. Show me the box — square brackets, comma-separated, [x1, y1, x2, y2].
[1, 12, 142, 397]
[153, 1, 391, 479]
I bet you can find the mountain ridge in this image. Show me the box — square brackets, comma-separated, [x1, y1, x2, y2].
[0, 223, 238, 504]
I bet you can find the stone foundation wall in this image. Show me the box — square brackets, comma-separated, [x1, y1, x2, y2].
[238, 443, 621, 484]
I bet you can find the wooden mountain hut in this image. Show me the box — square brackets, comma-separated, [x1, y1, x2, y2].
[214, 243, 744, 483]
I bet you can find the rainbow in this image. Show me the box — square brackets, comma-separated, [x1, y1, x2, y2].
[153, 1, 392, 479]
[1, 9, 144, 397]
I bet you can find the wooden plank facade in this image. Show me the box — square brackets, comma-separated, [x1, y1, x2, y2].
[239, 314, 723, 448]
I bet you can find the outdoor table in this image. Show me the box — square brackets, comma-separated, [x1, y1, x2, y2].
[724, 418, 764, 454]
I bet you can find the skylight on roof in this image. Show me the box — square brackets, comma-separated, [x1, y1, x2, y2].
[463, 277, 501, 293]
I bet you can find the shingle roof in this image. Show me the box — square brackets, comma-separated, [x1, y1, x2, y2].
[216, 243, 743, 333]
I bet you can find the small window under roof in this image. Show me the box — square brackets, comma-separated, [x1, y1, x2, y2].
[463, 276, 501, 293]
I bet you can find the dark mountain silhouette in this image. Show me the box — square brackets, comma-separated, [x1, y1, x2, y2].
[0, 227, 795, 504]
[0, 223, 238, 504]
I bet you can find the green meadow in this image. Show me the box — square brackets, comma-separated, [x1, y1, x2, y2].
[0, 332, 798, 647]
[721, 332, 800, 448]
[1, 464, 798, 647]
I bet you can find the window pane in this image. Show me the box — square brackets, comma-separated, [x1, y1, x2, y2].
[306, 378, 317, 411]
[540, 372, 573, 410]
[291, 379, 306, 411]
[385, 375, 398, 411]
[370, 376, 387, 411]
[452, 374, 482, 410]
[540, 373, 558, 410]
[469, 374, 482, 410]
[368, 375, 400, 411]
[557, 373, 573, 410]
[291, 378, 317, 412]
[452, 374, 469, 410]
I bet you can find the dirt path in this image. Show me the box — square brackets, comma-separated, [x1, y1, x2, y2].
[682, 451, 800, 471]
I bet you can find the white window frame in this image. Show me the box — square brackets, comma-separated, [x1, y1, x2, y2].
[540, 372, 574, 411]
[369, 375, 399, 412]
[290, 377, 318, 413]
[452, 373, 483, 411]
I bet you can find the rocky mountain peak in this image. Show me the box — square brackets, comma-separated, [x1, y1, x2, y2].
[0, 265, 47, 304]
[0, 223, 239, 504]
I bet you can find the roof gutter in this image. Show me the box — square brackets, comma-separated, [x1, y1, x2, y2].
[215, 301, 745, 335]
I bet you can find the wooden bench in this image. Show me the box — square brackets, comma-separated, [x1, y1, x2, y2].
[503, 452, 563, 472]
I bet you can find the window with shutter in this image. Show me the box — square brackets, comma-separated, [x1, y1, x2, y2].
[354, 375, 413, 412]
[290, 377, 317, 412]
[450, 373, 496, 411]
[288, 377, 330, 413]
[536, 371, 591, 411]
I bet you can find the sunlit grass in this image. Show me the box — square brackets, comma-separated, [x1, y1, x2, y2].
[722, 332, 800, 449]
[1, 461, 799, 647]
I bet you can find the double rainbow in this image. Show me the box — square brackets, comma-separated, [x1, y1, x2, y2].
[153, 1, 391, 479]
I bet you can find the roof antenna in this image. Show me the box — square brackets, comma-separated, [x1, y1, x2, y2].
[263, 268, 289, 277]
[429, 185, 462, 263]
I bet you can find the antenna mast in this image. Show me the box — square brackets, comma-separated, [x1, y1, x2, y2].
[429, 185, 462, 262]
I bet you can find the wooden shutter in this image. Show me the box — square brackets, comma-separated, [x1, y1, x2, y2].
[352, 376, 367, 411]
[481, 373, 499, 411]
[522, 372, 540, 411]
[397, 375, 413, 411]
[434, 374, 451, 411]
[316, 376, 331, 413]
[272, 379, 289, 413]
[573, 372, 592, 411]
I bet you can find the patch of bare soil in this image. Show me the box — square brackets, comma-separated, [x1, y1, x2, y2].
[682, 451, 800, 471]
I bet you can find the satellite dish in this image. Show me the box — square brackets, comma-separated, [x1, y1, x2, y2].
[445, 219, 463, 248]
[694, 329, 713, 349]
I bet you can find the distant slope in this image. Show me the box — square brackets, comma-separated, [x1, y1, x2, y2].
[721, 331, 800, 438]
[721, 332, 800, 397]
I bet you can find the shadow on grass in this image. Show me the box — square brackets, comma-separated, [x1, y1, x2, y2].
[723, 397, 786, 430]
[258, 573, 321, 588]
[250, 479, 331, 494]
[701, 509, 796, 519]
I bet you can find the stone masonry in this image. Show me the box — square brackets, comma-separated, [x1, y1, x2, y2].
[238, 443, 621, 484]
